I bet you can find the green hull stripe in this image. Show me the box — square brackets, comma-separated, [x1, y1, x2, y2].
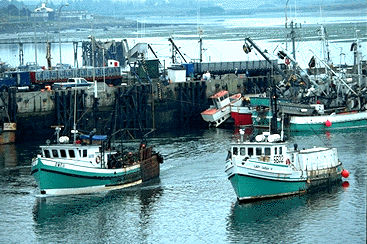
[33, 168, 135, 180]
[290, 119, 367, 131]
[32, 161, 141, 190]
[229, 173, 306, 199]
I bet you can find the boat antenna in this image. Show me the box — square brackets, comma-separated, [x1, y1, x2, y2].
[270, 75, 278, 134]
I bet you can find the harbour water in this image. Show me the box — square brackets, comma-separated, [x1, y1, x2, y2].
[0, 128, 366, 243]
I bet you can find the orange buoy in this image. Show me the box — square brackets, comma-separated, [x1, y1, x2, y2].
[325, 120, 332, 127]
[341, 169, 350, 178]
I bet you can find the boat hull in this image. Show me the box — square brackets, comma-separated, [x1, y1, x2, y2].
[228, 164, 343, 202]
[290, 111, 367, 131]
[31, 158, 142, 195]
[229, 173, 307, 201]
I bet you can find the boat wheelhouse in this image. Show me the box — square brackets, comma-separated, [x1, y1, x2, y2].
[201, 90, 242, 127]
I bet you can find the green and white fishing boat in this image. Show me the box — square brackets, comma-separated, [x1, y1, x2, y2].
[225, 77, 349, 202]
[289, 110, 367, 131]
[225, 130, 347, 202]
[31, 127, 163, 196]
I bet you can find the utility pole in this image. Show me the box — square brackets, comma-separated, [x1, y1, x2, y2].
[286, 20, 301, 72]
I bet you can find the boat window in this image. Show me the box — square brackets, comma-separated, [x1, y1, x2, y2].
[83, 149, 88, 157]
[240, 147, 246, 156]
[60, 149, 67, 158]
[68, 150, 75, 158]
[248, 148, 254, 156]
[52, 149, 59, 158]
[233, 147, 238, 155]
[279, 147, 283, 154]
[256, 147, 262, 156]
[265, 147, 271, 156]
[44, 150, 51, 158]
[274, 147, 278, 155]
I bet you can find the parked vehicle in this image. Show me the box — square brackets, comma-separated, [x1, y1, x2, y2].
[0, 71, 32, 91]
[53, 78, 93, 89]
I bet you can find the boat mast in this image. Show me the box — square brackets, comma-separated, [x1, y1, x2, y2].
[73, 84, 77, 143]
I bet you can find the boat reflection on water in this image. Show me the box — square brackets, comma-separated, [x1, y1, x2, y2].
[33, 180, 163, 242]
[226, 184, 344, 243]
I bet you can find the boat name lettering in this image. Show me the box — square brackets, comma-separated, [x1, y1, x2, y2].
[55, 162, 64, 168]
[254, 165, 260, 168]
[274, 155, 283, 163]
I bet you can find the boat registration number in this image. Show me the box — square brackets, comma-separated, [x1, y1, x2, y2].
[274, 155, 283, 163]
[55, 162, 65, 168]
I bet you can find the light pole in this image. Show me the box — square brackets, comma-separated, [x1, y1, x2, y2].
[58, 3, 69, 66]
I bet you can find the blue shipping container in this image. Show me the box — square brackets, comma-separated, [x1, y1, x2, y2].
[182, 63, 194, 77]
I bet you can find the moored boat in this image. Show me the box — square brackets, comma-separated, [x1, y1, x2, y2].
[289, 110, 367, 131]
[230, 105, 254, 127]
[225, 129, 347, 202]
[31, 127, 163, 196]
[201, 90, 242, 127]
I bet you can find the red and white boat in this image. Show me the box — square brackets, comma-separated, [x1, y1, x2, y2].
[230, 105, 254, 127]
[201, 91, 242, 127]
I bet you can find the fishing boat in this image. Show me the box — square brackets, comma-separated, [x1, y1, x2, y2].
[289, 110, 367, 131]
[225, 130, 349, 202]
[201, 90, 242, 127]
[230, 104, 254, 127]
[225, 78, 349, 202]
[31, 127, 163, 196]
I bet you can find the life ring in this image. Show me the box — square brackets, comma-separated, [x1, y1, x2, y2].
[286, 158, 291, 165]
[96, 156, 101, 164]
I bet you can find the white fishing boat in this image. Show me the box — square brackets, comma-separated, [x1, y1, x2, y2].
[31, 127, 163, 196]
[201, 90, 242, 127]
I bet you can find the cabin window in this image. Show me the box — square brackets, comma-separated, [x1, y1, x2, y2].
[279, 147, 283, 154]
[274, 147, 278, 155]
[52, 149, 59, 158]
[83, 149, 88, 157]
[256, 147, 262, 156]
[68, 150, 75, 158]
[44, 150, 51, 158]
[60, 149, 67, 158]
[265, 147, 271, 156]
[240, 147, 246, 156]
[233, 147, 238, 155]
[248, 148, 254, 156]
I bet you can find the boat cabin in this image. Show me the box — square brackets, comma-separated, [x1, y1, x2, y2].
[230, 142, 287, 164]
[210, 90, 230, 109]
[40, 144, 102, 164]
